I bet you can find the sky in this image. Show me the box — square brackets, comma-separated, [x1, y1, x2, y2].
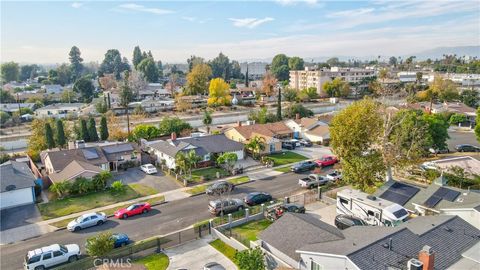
[1, 0, 479, 64]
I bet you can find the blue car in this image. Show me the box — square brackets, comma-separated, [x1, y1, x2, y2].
[112, 233, 130, 248]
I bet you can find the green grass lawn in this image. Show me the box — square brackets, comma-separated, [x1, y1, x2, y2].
[231, 219, 273, 241]
[274, 166, 292, 173]
[267, 151, 308, 166]
[191, 167, 229, 182]
[228, 176, 250, 185]
[186, 176, 250, 195]
[39, 184, 158, 220]
[209, 239, 238, 265]
[134, 253, 169, 270]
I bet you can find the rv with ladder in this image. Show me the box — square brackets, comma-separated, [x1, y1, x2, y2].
[336, 189, 410, 227]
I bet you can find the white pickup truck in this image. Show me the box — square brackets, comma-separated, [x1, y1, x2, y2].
[298, 174, 330, 189]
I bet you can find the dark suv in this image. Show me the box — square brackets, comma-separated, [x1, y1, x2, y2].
[334, 215, 367, 230]
[455, 144, 480, 152]
[206, 181, 234, 195]
[291, 161, 317, 173]
[244, 192, 273, 206]
[282, 141, 295, 150]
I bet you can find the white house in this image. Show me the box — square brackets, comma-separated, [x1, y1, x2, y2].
[41, 84, 63, 94]
[34, 103, 84, 118]
[284, 117, 330, 144]
[0, 161, 36, 209]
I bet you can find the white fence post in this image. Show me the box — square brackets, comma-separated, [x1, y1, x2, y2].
[245, 208, 250, 221]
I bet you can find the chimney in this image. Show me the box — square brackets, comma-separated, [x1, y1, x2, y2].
[237, 121, 242, 127]
[68, 141, 76, 150]
[171, 132, 177, 141]
[418, 245, 434, 270]
[296, 113, 300, 120]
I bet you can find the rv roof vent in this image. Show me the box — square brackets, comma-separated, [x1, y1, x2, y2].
[443, 226, 453, 232]
[382, 243, 389, 249]
[367, 195, 377, 201]
[5, 185, 16, 191]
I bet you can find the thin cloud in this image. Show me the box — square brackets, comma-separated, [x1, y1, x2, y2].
[117, 3, 174, 15]
[275, 0, 320, 6]
[71, 2, 83, 9]
[181, 16, 210, 24]
[229, 17, 274, 29]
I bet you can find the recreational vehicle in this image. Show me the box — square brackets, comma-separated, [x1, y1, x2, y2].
[336, 189, 410, 227]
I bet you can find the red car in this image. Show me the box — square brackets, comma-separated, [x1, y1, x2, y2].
[114, 202, 151, 219]
[315, 155, 338, 167]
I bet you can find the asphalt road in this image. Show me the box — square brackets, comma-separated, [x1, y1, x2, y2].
[447, 130, 479, 150]
[0, 171, 315, 270]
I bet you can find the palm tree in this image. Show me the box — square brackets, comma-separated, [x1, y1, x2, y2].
[186, 150, 202, 178]
[246, 136, 266, 159]
[203, 109, 212, 134]
[49, 181, 70, 198]
[175, 152, 188, 176]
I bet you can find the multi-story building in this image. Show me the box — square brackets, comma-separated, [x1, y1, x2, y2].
[240, 62, 267, 79]
[289, 66, 375, 96]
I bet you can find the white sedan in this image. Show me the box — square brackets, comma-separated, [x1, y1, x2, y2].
[326, 170, 342, 181]
[140, 164, 158, 174]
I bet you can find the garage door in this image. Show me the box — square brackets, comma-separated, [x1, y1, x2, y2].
[0, 188, 33, 210]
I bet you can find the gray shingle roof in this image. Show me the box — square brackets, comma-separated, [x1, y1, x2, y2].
[171, 134, 244, 154]
[0, 161, 36, 192]
[42, 147, 108, 172]
[259, 213, 344, 261]
[100, 143, 138, 162]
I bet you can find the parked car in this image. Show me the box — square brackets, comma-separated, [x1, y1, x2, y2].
[282, 141, 295, 150]
[67, 212, 107, 232]
[112, 233, 131, 248]
[281, 203, 306, 213]
[291, 161, 317, 173]
[298, 174, 330, 188]
[289, 139, 302, 147]
[140, 164, 157, 174]
[455, 144, 480, 152]
[205, 181, 234, 195]
[429, 147, 449, 154]
[24, 244, 80, 270]
[326, 170, 342, 181]
[334, 215, 367, 230]
[114, 202, 151, 219]
[244, 192, 273, 206]
[300, 139, 313, 147]
[208, 198, 244, 216]
[204, 262, 226, 270]
[315, 155, 338, 167]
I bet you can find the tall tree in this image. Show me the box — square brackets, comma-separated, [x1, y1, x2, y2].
[262, 72, 277, 97]
[209, 53, 230, 80]
[389, 56, 397, 67]
[207, 78, 231, 107]
[323, 78, 350, 97]
[136, 57, 159, 82]
[270, 54, 289, 81]
[277, 87, 282, 120]
[98, 49, 129, 79]
[88, 117, 99, 142]
[203, 109, 212, 134]
[156, 60, 164, 78]
[20, 64, 38, 81]
[132, 46, 145, 69]
[187, 55, 205, 72]
[73, 76, 95, 102]
[55, 119, 66, 148]
[45, 123, 56, 149]
[288, 56, 304, 70]
[230, 60, 242, 79]
[98, 73, 117, 91]
[80, 119, 90, 142]
[1, 62, 20, 82]
[69, 46, 84, 81]
[460, 89, 479, 108]
[475, 108, 480, 143]
[56, 64, 72, 86]
[100, 115, 109, 141]
[119, 71, 134, 135]
[186, 63, 212, 95]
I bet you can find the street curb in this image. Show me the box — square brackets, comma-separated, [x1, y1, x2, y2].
[187, 179, 256, 197]
[52, 201, 168, 231]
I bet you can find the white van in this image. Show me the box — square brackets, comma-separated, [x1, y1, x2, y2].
[24, 244, 80, 270]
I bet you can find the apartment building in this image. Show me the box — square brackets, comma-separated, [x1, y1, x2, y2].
[289, 66, 375, 96]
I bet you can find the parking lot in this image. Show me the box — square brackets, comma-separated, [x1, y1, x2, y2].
[115, 168, 181, 193]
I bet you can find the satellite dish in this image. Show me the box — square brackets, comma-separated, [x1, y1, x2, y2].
[5, 185, 16, 191]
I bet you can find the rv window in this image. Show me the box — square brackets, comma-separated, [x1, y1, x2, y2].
[339, 197, 349, 205]
[367, 210, 374, 216]
[311, 261, 323, 270]
[375, 213, 380, 218]
[384, 220, 392, 227]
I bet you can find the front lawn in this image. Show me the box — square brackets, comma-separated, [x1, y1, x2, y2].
[209, 239, 238, 265]
[267, 151, 308, 166]
[274, 166, 292, 173]
[134, 253, 169, 270]
[231, 219, 273, 241]
[191, 167, 229, 182]
[39, 184, 158, 220]
[227, 176, 250, 185]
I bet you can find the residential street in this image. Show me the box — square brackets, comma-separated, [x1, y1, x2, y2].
[0, 171, 314, 270]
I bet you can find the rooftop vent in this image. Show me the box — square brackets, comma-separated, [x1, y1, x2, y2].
[443, 226, 453, 232]
[367, 195, 377, 201]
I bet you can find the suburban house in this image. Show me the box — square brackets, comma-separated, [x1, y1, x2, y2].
[145, 133, 244, 170]
[284, 117, 330, 144]
[34, 103, 84, 118]
[0, 161, 36, 209]
[375, 177, 480, 227]
[408, 101, 477, 128]
[40, 142, 140, 183]
[224, 122, 293, 154]
[41, 84, 63, 94]
[0, 103, 35, 113]
[129, 99, 175, 113]
[422, 156, 480, 176]
[259, 213, 480, 270]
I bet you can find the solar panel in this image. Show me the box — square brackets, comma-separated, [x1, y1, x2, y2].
[82, 148, 99, 160]
[424, 196, 442, 208]
[440, 188, 460, 202]
[379, 182, 420, 206]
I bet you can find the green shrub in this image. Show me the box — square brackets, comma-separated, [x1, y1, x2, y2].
[110, 180, 126, 194]
[70, 177, 93, 195]
[85, 232, 115, 257]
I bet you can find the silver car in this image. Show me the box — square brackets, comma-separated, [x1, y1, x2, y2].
[67, 212, 107, 232]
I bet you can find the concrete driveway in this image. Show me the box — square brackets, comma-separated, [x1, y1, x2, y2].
[292, 145, 333, 160]
[115, 168, 181, 193]
[165, 236, 237, 270]
[0, 204, 42, 231]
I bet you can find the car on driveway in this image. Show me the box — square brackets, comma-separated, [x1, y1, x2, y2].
[208, 198, 245, 216]
[67, 212, 107, 232]
[281, 203, 306, 213]
[315, 155, 338, 167]
[455, 144, 480, 152]
[334, 215, 367, 230]
[140, 164, 158, 174]
[24, 244, 80, 270]
[204, 262, 226, 270]
[114, 202, 151, 219]
[282, 141, 295, 150]
[205, 181, 234, 195]
[300, 139, 313, 147]
[326, 170, 342, 181]
[244, 192, 273, 206]
[291, 161, 317, 173]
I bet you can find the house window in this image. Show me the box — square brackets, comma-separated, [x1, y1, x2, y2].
[311, 261, 323, 270]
